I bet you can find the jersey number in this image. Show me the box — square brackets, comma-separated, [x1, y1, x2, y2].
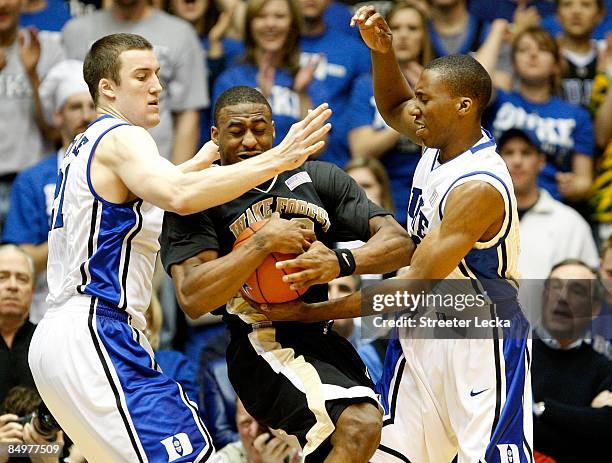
[50, 135, 87, 230]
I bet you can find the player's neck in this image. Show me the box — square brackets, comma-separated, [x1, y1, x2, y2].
[97, 105, 130, 125]
[111, 2, 151, 22]
[515, 187, 539, 211]
[431, 2, 468, 34]
[0, 27, 18, 47]
[559, 34, 593, 55]
[438, 127, 482, 163]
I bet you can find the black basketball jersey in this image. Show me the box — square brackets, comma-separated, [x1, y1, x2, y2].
[160, 161, 389, 326]
[562, 47, 598, 108]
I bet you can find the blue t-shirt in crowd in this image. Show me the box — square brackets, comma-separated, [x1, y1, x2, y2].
[19, 0, 71, 32]
[324, 1, 357, 37]
[3, 152, 58, 244]
[429, 14, 490, 57]
[300, 29, 370, 167]
[213, 63, 301, 144]
[347, 74, 421, 227]
[467, 0, 557, 21]
[485, 89, 595, 200]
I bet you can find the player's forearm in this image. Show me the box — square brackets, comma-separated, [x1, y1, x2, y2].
[171, 111, 200, 165]
[20, 242, 48, 275]
[371, 49, 414, 131]
[303, 292, 364, 322]
[168, 150, 286, 215]
[349, 127, 401, 159]
[176, 246, 269, 318]
[352, 217, 413, 274]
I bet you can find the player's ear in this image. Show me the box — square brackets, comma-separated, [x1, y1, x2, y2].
[456, 97, 472, 116]
[99, 78, 115, 100]
[211, 126, 219, 145]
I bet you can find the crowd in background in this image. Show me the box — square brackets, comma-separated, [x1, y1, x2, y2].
[0, 0, 611, 462]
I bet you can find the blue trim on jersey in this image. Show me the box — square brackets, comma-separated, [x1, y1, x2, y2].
[485, 332, 531, 463]
[376, 333, 404, 420]
[83, 203, 137, 307]
[86, 121, 132, 208]
[93, 303, 213, 462]
[469, 138, 496, 154]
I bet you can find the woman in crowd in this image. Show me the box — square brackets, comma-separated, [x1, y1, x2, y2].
[347, 1, 431, 226]
[213, 0, 314, 144]
[480, 25, 594, 205]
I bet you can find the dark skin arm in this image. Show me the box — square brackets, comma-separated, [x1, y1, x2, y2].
[170, 213, 315, 319]
[351, 6, 420, 144]
[278, 215, 413, 290]
[260, 181, 505, 322]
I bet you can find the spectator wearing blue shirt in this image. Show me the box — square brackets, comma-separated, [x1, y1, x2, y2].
[19, 0, 71, 32]
[468, 0, 558, 22]
[167, 0, 245, 142]
[347, 1, 432, 226]
[3, 60, 95, 324]
[428, 0, 490, 57]
[479, 25, 594, 204]
[214, 0, 314, 145]
[299, 0, 370, 167]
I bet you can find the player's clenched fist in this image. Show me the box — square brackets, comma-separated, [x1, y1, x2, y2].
[350, 5, 392, 54]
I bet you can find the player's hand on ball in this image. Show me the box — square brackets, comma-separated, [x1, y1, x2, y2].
[273, 103, 332, 171]
[351, 5, 392, 53]
[275, 241, 340, 290]
[257, 212, 315, 254]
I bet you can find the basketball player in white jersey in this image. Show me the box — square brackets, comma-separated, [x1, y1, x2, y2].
[27, 33, 331, 463]
[259, 7, 533, 463]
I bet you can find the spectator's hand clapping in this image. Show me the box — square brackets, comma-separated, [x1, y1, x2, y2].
[208, 5, 235, 45]
[351, 6, 392, 54]
[257, 51, 276, 98]
[294, 54, 320, 94]
[556, 172, 576, 199]
[0, 48, 7, 72]
[253, 434, 294, 463]
[18, 27, 41, 76]
[597, 32, 612, 76]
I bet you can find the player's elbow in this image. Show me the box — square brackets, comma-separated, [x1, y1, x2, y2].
[168, 188, 195, 216]
[176, 289, 202, 320]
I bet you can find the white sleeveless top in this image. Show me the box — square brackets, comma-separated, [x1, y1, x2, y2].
[47, 115, 163, 329]
[407, 130, 520, 301]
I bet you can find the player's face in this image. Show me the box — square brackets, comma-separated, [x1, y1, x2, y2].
[513, 34, 558, 85]
[543, 264, 597, 343]
[212, 103, 275, 165]
[56, 91, 96, 141]
[0, 250, 33, 321]
[500, 138, 544, 195]
[0, 0, 22, 34]
[347, 167, 383, 207]
[557, 0, 602, 39]
[410, 69, 461, 148]
[298, 0, 329, 21]
[251, 0, 292, 54]
[113, 49, 162, 129]
[389, 7, 424, 63]
[171, 0, 208, 23]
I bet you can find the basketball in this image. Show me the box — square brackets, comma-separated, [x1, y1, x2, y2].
[233, 219, 307, 303]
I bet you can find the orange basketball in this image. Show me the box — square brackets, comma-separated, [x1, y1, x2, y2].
[233, 220, 306, 304]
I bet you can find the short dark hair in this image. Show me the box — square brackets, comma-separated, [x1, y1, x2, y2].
[213, 86, 271, 125]
[547, 258, 603, 304]
[1, 386, 41, 416]
[83, 33, 153, 104]
[424, 54, 492, 117]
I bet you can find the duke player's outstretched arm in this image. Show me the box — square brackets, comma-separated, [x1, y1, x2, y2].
[259, 181, 505, 322]
[169, 214, 315, 318]
[96, 104, 331, 215]
[351, 6, 420, 144]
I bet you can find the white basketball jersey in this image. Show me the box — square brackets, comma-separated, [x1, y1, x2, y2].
[407, 130, 520, 295]
[47, 115, 163, 329]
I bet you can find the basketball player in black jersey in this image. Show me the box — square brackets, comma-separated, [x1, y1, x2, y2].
[160, 86, 411, 463]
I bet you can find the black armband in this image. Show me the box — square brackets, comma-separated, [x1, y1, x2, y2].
[334, 248, 356, 277]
